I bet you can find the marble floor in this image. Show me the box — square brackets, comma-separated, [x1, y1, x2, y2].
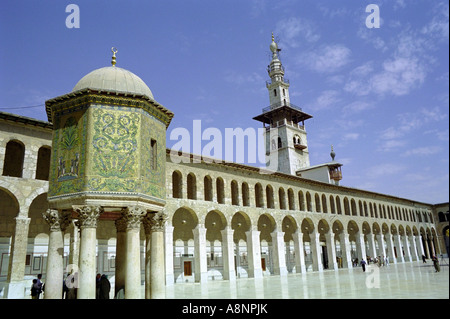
[164, 259, 449, 299]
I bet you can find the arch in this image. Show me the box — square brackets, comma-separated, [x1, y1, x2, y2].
[242, 182, 250, 207]
[258, 214, 276, 242]
[2, 140, 25, 177]
[172, 170, 183, 198]
[278, 187, 286, 210]
[231, 211, 251, 243]
[231, 180, 239, 206]
[187, 173, 197, 200]
[28, 193, 49, 238]
[204, 175, 213, 201]
[306, 192, 312, 212]
[344, 197, 350, 216]
[336, 196, 342, 215]
[329, 195, 336, 214]
[173, 207, 199, 241]
[216, 177, 225, 204]
[314, 193, 321, 213]
[35, 145, 51, 181]
[287, 188, 295, 210]
[255, 183, 264, 208]
[266, 185, 274, 209]
[321, 194, 328, 213]
[282, 215, 298, 242]
[0, 186, 20, 238]
[205, 210, 227, 242]
[350, 199, 357, 216]
[298, 191, 305, 211]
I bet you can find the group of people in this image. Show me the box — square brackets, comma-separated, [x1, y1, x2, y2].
[30, 273, 111, 299]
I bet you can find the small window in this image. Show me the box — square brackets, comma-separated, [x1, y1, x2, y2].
[273, 89, 277, 97]
[150, 139, 157, 170]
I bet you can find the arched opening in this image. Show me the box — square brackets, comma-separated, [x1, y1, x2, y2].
[172, 170, 182, 198]
[35, 146, 51, 181]
[255, 183, 264, 208]
[187, 173, 197, 200]
[242, 182, 250, 207]
[3, 140, 25, 177]
[266, 185, 274, 209]
[231, 180, 239, 206]
[216, 177, 225, 204]
[204, 175, 213, 201]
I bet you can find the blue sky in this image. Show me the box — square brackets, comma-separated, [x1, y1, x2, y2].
[0, 0, 448, 204]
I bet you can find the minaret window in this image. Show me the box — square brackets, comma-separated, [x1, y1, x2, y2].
[273, 89, 277, 97]
[277, 137, 282, 149]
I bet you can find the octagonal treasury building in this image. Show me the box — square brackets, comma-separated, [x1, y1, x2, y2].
[0, 42, 448, 299]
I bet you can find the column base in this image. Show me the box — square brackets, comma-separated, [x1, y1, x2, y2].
[3, 280, 29, 299]
[195, 272, 208, 283]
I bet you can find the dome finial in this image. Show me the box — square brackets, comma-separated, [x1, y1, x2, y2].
[330, 145, 336, 161]
[272, 32, 274, 42]
[111, 47, 118, 66]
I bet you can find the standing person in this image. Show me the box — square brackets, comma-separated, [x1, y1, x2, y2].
[95, 273, 101, 299]
[422, 254, 427, 263]
[99, 274, 111, 299]
[36, 274, 43, 299]
[432, 256, 441, 272]
[360, 259, 367, 272]
[385, 255, 390, 267]
[30, 279, 39, 299]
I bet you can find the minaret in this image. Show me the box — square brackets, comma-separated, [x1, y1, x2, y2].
[253, 34, 313, 175]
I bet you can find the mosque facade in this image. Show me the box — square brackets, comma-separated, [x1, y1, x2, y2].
[0, 39, 448, 299]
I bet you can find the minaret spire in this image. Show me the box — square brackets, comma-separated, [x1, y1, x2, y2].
[267, 34, 289, 106]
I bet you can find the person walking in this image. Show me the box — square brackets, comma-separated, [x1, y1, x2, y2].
[432, 256, 441, 272]
[385, 255, 390, 267]
[360, 259, 367, 272]
[422, 254, 427, 263]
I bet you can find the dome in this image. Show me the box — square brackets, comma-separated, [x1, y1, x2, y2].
[72, 66, 154, 100]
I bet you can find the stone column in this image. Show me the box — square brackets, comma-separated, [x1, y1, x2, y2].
[68, 220, 80, 268]
[339, 233, 352, 268]
[5, 216, 30, 298]
[385, 234, 397, 264]
[325, 232, 338, 270]
[395, 234, 405, 263]
[376, 233, 386, 258]
[221, 226, 236, 281]
[114, 217, 127, 297]
[292, 230, 306, 273]
[246, 228, 263, 278]
[193, 224, 208, 282]
[367, 233, 377, 260]
[403, 235, 412, 262]
[75, 205, 103, 299]
[122, 206, 146, 299]
[356, 232, 367, 262]
[143, 211, 168, 299]
[164, 224, 175, 285]
[416, 235, 425, 259]
[43, 209, 71, 299]
[270, 230, 288, 275]
[409, 235, 419, 261]
[310, 229, 323, 272]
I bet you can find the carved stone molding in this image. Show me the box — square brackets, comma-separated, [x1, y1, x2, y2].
[121, 205, 146, 230]
[74, 205, 103, 228]
[143, 211, 168, 234]
[43, 209, 71, 232]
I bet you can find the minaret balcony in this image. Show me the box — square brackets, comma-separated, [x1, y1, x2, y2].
[266, 78, 290, 87]
[294, 143, 307, 150]
[262, 101, 302, 113]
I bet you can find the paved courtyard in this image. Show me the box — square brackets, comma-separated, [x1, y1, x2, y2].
[165, 259, 449, 299]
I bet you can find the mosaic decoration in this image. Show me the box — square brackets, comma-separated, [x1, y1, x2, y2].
[48, 111, 86, 197]
[48, 94, 168, 201]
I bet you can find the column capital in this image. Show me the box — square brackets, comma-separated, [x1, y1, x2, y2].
[121, 205, 146, 230]
[143, 211, 168, 233]
[74, 205, 103, 228]
[43, 209, 71, 232]
[14, 216, 31, 226]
